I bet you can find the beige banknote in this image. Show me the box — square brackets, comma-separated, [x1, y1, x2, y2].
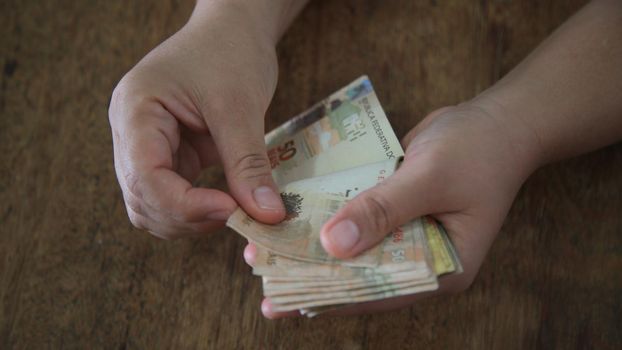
[260, 220, 432, 296]
[224, 76, 463, 316]
[264, 76, 404, 186]
[263, 270, 431, 297]
[263, 221, 437, 308]
[271, 279, 439, 312]
[228, 190, 382, 267]
[269, 277, 438, 305]
[251, 218, 429, 279]
[227, 158, 402, 267]
[268, 218, 458, 316]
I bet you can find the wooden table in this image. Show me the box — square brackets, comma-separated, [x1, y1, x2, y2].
[1, 0, 620, 348]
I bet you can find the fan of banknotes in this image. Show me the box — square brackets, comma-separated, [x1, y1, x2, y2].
[227, 76, 462, 317]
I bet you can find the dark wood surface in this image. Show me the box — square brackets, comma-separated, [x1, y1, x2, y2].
[1, 0, 621, 348]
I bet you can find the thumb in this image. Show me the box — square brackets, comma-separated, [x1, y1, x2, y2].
[209, 113, 285, 224]
[320, 163, 435, 258]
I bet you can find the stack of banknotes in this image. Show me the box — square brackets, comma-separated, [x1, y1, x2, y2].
[227, 76, 462, 317]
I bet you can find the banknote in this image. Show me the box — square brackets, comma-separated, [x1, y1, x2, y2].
[300, 305, 346, 317]
[227, 158, 402, 267]
[271, 279, 439, 312]
[262, 219, 438, 312]
[263, 270, 431, 296]
[280, 158, 401, 200]
[264, 76, 404, 186]
[436, 221, 464, 274]
[421, 217, 463, 275]
[227, 76, 404, 265]
[229, 190, 383, 267]
[253, 217, 455, 281]
[252, 220, 429, 279]
[225, 76, 462, 316]
[266, 218, 458, 316]
[269, 277, 438, 305]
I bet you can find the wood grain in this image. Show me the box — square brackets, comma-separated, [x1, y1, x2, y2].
[1, 0, 620, 349]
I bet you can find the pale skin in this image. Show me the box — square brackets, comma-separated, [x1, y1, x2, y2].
[109, 0, 307, 238]
[109, 0, 622, 318]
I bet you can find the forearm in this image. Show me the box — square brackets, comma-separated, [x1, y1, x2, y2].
[476, 0, 622, 167]
[193, 0, 309, 46]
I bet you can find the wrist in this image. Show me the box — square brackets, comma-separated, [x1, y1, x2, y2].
[192, 0, 307, 47]
[469, 90, 546, 178]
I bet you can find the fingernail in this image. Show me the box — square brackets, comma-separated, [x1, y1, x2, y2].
[207, 210, 231, 221]
[326, 220, 360, 252]
[243, 244, 256, 266]
[253, 186, 283, 211]
[261, 298, 273, 317]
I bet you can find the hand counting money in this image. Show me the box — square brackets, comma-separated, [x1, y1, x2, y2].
[227, 76, 462, 317]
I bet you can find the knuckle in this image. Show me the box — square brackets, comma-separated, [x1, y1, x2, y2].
[172, 207, 197, 223]
[124, 192, 144, 216]
[354, 191, 399, 234]
[231, 152, 271, 181]
[109, 75, 133, 122]
[124, 171, 143, 199]
[109, 73, 155, 126]
[127, 210, 146, 230]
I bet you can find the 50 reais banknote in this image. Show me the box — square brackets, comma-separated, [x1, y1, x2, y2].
[226, 76, 461, 316]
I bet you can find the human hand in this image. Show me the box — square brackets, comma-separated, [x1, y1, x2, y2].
[108, 2, 288, 239]
[248, 98, 543, 318]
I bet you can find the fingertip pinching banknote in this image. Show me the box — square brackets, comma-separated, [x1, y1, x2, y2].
[227, 76, 462, 317]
